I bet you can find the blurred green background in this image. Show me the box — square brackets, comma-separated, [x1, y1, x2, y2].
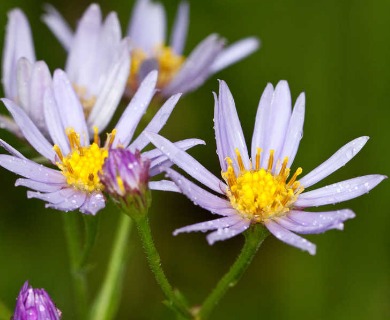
[0, 0, 389, 319]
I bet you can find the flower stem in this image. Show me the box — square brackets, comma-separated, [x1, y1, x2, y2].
[134, 215, 192, 319]
[89, 214, 133, 320]
[196, 224, 269, 320]
[62, 213, 88, 320]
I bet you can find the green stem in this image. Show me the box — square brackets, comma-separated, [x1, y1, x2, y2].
[62, 213, 88, 320]
[197, 224, 269, 320]
[89, 214, 133, 320]
[134, 216, 191, 319]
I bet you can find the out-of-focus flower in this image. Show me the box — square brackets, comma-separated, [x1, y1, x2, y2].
[44, 4, 130, 135]
[147, 80, 386, 255]
[100, 148, 151, 215]
[12, 281, 61, 320]
[3, 5, 129, 140]
[1, 9, 52, 137]
[0, 71, 203, 215]
[43, 0, 260, 98]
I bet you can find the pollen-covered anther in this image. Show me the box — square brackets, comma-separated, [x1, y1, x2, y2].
[53, 127, 115, 193]
[222, 148, 304, 222]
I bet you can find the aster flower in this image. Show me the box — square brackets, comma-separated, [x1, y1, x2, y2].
[44, 4, 131, 135]
[147, 80, 386, 255]
[12, 281, 61, 320]
[1, 9, 52, 137]
[43, 0, 259, 98]
[0, 70, 203, 215]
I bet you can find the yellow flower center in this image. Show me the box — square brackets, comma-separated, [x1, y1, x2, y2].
[128, 46, 184, 91]
[53, 127, 116, 193]
[222, 148, 304, 222]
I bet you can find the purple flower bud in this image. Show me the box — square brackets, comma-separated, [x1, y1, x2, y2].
[12, 281, 61, 320]
[100, 148, 151, 215]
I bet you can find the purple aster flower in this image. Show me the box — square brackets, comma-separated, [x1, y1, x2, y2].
[42, 0, 260, 97]
[13, 281, 61, 320]
[0, 70, 203, 215]
[1, 9, 52, 137]
[100, 148, 151, 214]
[146, 80, 386, 255]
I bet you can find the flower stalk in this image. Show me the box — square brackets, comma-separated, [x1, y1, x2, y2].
[89, 213, 133, 320]
[196, 224, 269, 320]
[134, 214, 192, 319]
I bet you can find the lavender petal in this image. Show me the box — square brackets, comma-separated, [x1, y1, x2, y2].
[206, 219, 250, 245]
[1, 98, 55, 159]
[42, 4, 74, 51]
[149, 180, 180, 192]
[146, 133, 225, 193]
[174, 215, 243, 235]
[113, 70, 157, 147]
[170, 1, 189, 55]
[265, 220, 316, 255]
[299, 137, 369, 188]
[16, 178, 64, 192]
[210, 37, 260, 74]
[295, 175, 387, 207]
[80, 192, 105, 215]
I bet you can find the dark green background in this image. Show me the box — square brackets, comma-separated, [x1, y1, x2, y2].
[0, 0, 389, 319]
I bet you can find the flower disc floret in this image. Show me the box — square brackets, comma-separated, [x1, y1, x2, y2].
[54, 128, 115, 193]
[222, 148, 303, 221]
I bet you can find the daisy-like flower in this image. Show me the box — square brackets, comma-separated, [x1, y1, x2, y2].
[1, 9, 52, 137]
[0, 70, 203, 215]
[43, 0, 259, 98]
[147, 80, 386, 255]
[44, 4, 131, 135]
[13, 281, 61, 320]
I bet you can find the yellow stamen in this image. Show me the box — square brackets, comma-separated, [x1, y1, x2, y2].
[267, 150, 274, 172]
[93, 126, 100, 145]
[53, 127, 115, 193]
[221, 148, 304, 222]
[127, 45, 185, 91]
[255, 148, 262, 170]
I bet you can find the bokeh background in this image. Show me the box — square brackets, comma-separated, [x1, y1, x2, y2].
[0, 0, 389, 319]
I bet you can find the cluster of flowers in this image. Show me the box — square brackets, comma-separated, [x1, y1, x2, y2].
[1, 0, 385, 317]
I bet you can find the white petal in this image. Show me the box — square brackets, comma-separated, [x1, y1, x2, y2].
[15, 178, 64, 192]
[65, 4, 102, 84]
[299, 137, 369, 188]
[2, 9, 35, 99]
[87, 43, 130, 133]
[265, 220, 316, 255]
[52, 70, 89, 143]
[210, 37, 260, 74]
[296, 175, 387, 207]
[44, 88, 69, 154]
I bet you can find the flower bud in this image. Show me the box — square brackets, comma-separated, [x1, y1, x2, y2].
[100, 148, 151, 217]
[12, 281, 61, 320]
